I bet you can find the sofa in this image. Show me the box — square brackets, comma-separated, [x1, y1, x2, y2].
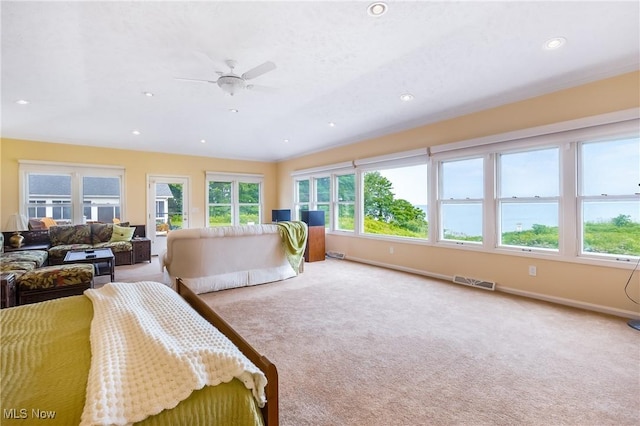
[47, 223, 136, 266]
[0, 250, 94, 306]
[162, 222, 307, 294]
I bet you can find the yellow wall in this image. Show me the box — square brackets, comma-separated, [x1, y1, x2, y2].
[276, 71, 640, 317]
[0, 140, 278, 228]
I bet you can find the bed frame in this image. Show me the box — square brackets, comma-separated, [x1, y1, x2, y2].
[177, 277, 279, 426]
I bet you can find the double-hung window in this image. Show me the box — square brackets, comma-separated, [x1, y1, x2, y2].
[439, 157, 484, 243]
[334, 173, 356, 232]
[294, 179, 310, 218]
[292, 176, 330, 228]
[206, 172, 263, 226]
[578, 136, 640, 258]
[497, 147, 560, 251]
[21, 162, 124, 225]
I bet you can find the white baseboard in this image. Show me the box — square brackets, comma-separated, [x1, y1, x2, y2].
[345, 256, 640, 320]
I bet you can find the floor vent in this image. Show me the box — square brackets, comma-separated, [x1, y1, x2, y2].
[452, 275, 495, 291]
[326, 251, 345, 259]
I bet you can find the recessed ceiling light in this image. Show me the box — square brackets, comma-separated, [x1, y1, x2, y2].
[229, 108, 239, 113]
[200, 139, 206, 144]
[15, 99, 29, 105]
[544, 37, 566, 50]
[328, 122, 336, 127]
[132, 130, 141, 135]
[142, 92, 154, 97]
[283, 139, 290, 143]
[400, 93, 414, 102]
[367, 2, 388, 17]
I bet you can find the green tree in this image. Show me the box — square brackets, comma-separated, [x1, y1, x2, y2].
[239, 182, 259, 203]
[390, 198, 427, 233]
[209, 181, 231, 203]
[612, 214, 632, 227]
[363, 171, 395, 221]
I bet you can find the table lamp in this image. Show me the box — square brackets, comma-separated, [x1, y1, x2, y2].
[5, 213, 29, 248]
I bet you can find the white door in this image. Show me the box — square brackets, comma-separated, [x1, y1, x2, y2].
[147, 175, 190, 256]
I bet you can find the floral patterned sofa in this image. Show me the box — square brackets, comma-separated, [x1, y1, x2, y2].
[47, 223, 135, 266]
[0, 250, 94, 305]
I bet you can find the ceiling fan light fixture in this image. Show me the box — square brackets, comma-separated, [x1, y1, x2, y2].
[217, 75, 246, 96]
[367, 2, 388, 17]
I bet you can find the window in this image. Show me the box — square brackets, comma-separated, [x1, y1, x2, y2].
[439, 157, 484, 243]
[335, 173, 355, 232]
[362, 164, 428, 239]
[83, 176, 122, 223]
[206, 173, 263, 226]
[315, 177, 331, 228]
[293, 176, 331, 227]
[579, 137, 640, 258]
[498, 148, 559, 251]
[21, 163, 124, 225]
[294, 179, 310, 219]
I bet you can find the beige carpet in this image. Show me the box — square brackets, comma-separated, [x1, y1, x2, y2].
[192, 259, 639, 426]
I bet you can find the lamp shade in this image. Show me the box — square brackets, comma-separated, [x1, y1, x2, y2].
[5, 214, 29, 232]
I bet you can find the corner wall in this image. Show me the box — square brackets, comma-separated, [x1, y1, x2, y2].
[275, 71, 640, 317]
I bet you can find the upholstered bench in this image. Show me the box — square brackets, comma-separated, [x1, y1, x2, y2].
[17, 264, 94, 305]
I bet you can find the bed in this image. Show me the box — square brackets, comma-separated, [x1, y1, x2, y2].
[0, 279, 278, 426]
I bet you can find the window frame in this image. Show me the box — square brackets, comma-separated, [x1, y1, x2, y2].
[577, 136, 640, 261]
[495, 146, 561, 253]
[19, 161, 125, 225]
[291, 111, 639, 269]
[205, 172, 264, 226]
[437, 155, 485, 246]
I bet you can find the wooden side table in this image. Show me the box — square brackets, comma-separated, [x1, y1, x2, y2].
[132, 238, 151, 263]
[1, 273, 17, 309]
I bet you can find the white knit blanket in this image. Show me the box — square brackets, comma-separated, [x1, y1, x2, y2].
[80, 281, 267, 426]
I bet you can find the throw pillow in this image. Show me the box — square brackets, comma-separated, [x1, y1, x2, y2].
[110, 224, 135, 242]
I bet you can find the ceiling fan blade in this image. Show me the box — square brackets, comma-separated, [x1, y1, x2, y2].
[246, 84, 278, 93]
[174, 77, 217, 84]
[241, 61, 276, 80]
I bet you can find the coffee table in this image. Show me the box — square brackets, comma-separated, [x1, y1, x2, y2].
[64, 248, 115, 281]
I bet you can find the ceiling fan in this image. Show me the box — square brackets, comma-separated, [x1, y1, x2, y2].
[176, 59, 276, 96]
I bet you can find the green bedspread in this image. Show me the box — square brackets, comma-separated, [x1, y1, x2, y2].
[0, 295, 264, 426]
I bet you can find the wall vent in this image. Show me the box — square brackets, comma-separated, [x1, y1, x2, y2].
[452, 275, 495, 291]
[326, 251, 345, 259]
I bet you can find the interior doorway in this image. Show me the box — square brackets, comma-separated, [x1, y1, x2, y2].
[147, 175, 189, 257]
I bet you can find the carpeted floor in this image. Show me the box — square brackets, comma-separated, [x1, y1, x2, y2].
[114, 256, 640, 425]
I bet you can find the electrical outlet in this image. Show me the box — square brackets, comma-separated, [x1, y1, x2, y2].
[389, 246, 394, 254]
[528, 266, 537, 277]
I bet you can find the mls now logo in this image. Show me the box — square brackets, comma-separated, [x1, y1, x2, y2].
[4, 408, 56, 419]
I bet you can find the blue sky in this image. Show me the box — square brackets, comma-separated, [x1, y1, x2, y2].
[377, 137, 639, 225]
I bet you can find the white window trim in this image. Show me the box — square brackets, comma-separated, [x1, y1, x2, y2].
[205, 171, 264, 226]
[19, 160, 125, 224]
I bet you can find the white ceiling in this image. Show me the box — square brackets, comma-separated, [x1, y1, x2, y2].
[1, 1, 638, 162]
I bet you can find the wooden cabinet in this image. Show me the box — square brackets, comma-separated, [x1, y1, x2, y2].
[304, 226, 326, 262]
[132, 238, 151, 263]
[1, 273, 17, 309]
[302, 210, 326, 262]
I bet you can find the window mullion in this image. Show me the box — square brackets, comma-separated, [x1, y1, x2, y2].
[561, 142, 577, 257]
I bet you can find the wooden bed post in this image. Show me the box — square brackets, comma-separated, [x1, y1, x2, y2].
[177, 278, 279, 426]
